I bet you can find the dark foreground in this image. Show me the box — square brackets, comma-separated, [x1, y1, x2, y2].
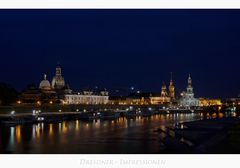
[160, 117, 240, 153]
[0, 112, 239, 154]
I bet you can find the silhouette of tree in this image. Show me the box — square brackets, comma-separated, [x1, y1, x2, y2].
[0, 83, 18, 106]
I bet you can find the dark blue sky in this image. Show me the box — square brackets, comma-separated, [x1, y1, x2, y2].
[0, 10, 240, 98]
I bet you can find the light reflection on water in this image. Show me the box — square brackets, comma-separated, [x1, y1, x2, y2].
[15, 125, 21, 144]
[0, 112, 237, 154]
[49, 124, 53, 137]
[9, 127, 15, 150]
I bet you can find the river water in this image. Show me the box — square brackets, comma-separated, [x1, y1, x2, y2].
[0, 112, 236, 154]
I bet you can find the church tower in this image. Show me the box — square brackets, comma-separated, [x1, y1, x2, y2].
[179, 74, 199, 107]
[52, 64, 65, 89]
[161, 82, 168, 97]
[168, 72, 175, 100]
[56, 66, 62, 76]
[187, 74, 193, 95]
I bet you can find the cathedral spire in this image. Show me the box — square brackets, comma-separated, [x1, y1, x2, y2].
[169, 72, 175, 99]
[187, 74, 193, 94]
[188, 74, 192, 86]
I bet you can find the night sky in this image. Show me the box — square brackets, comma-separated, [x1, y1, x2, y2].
[0, 10, 240, 98]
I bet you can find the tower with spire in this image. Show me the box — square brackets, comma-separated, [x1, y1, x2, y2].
[179, 74, 199, 107]
[161, 82, 168, 97]
[168, 72, 175, 100]
[186, 74, 194, 98]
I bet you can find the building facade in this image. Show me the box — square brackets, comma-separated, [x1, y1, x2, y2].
[64, 91, 109, 105]
[150, 82, 171, 104]
[179, 74, 199, 107]
[199, 98, 222, 106]
[20, 74, 57, 104]
[19, 65, 110, 105]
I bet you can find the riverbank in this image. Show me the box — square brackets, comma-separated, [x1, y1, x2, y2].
[157, 117, 240, 153]
[0, 104, 204, 125]
[0, 104, 205, 114]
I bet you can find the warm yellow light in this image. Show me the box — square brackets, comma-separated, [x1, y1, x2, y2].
[218, 106, 222, 111]
[37, 101, 41, 105]
[16, 125, 21, 143]
[49, 101, 53, 104]
[17, 100, 21, 104]
[49, 124, 53, 136]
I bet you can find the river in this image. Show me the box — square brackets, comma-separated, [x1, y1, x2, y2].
[0, 112, 236, 154]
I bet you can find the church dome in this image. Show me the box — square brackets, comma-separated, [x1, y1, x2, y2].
[39, 74, 51, 90]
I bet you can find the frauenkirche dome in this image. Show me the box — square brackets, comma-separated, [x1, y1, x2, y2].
[39, 74, 51, 90]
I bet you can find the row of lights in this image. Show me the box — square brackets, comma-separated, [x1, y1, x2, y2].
[17, 100, 53, 105]
[58, 109, 86, 113]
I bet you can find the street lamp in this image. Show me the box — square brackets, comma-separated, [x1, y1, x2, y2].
[11, 111, 15, 116]
[32, 110, 36, 116]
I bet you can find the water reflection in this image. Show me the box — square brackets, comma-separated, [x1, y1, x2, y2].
[75, 120, 79, 131]
[62, 121, 67, 134]
[9, 127, 15, 150]
[36, 124, 41, 140]
[0, 112, 237, 154]
[15, 125, 21, 144]
[49, 124, 53, 137]
[58, 123, 61, 134]
[94, 120, 100, 129]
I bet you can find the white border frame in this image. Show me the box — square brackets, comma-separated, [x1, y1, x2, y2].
[0, 154, 239, 168]
[0, 0, 239, 8]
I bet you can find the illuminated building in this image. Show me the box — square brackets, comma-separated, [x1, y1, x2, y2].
[150, 82, 170, 104]
[39, 74, 57, 101]
[109, 92, 151, 105]
[125, 97, 147, 105]
[161, 82, 168, 97]
[226, 95, 240, 106]
[64, 90, 109, 105]
[199, 98, 222, 106]
[52, 65, 65, 89]
[168, 73, 175, 100]
[150, 96, 170, 105]
[39, 74, 51, 90]
[125, 92, 151, 105]
[19, 65, 110, 105]
[20, 74, 57, 104]
[179, 74, 199, 107]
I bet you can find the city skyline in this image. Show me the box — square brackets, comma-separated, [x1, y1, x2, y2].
[0, 10, 240, 98]
[1, 8, 240, 156]
[4, 62, 214, 97]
